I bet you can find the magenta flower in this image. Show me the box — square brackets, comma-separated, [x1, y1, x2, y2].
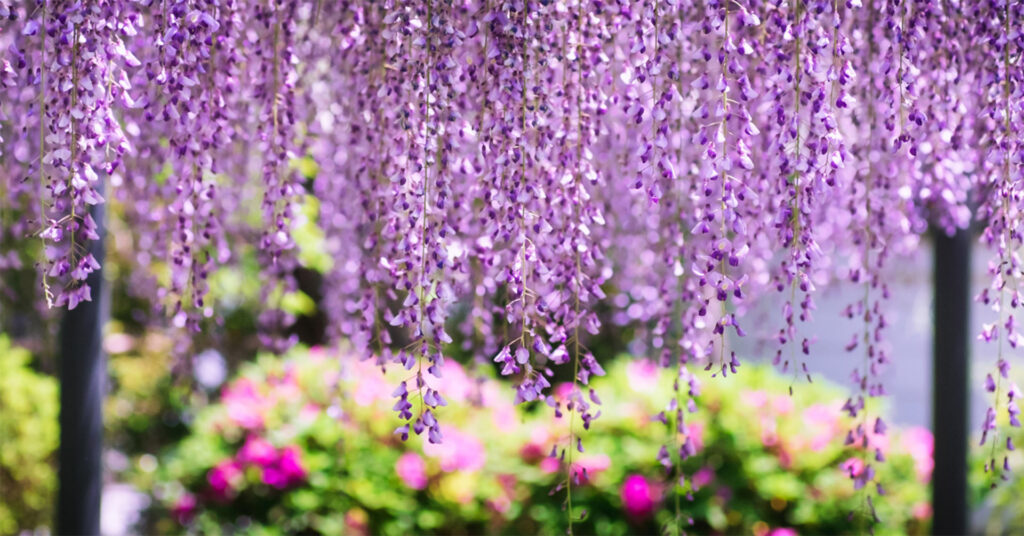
[395, 452, 428, 490]
[620, 474, 659, 518]
[207, 460, 242, 500]
[767, 528, 798, 536]
[262, 465, 290, 489]
[171, 492, 197, 524]
[259, 445, 306, 490]
[238, 435, 278, 467]
[278, 445, 308, 485]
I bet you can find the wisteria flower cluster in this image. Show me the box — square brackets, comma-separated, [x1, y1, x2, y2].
[1, 0, 1022, 525]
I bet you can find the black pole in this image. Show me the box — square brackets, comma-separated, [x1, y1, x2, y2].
[57, 196, 106, 536]
[931, 228, 970, 536]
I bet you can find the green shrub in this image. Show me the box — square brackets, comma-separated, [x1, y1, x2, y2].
[0, 336, 58, 534]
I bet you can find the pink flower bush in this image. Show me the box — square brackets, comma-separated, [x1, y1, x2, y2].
[422, 427, 486, 473]
[802, 404, 842, 452]
[207, 460, 242, 500]
[424, 359, 476, 404]
[238, 435, 277, 466]
[395, 452, 428, 490]
[900, 427, 934, 482]
[162, 349, 935, 532]
[771, 395, 794, 415]
[218, 436, 308, 492]
[272, 446, 308, 488]
[350, 358, 393, 407]
[742, 389, 769, 409]
[620, 474, 659, 518]
[222, 378, 269, 430]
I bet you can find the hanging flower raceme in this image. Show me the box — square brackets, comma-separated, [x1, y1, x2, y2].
[14, 1, 134, 310]
[975, 0, 1023, 486]
[144, 0, 240, 333]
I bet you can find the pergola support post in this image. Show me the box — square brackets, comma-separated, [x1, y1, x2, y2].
[57, 195, 107, 536]
[931, 228, 970, 535]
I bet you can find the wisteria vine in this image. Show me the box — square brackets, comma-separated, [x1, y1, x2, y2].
[1, 0, 1022, 530]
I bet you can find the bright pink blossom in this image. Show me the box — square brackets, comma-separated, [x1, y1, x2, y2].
[395, 452, 428, 490]
[207, 460, 242, 500]
[278, 445, 308, 484]
[238, 435, 277, 466]
[262, 447, 307, 490]
[620, 474, 659, 518]
[422, 427, 486, 472]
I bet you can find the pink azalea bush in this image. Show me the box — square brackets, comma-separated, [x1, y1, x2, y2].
[149, 348, 931, 535]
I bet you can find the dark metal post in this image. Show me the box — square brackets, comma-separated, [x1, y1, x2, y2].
[931, 228, 970, 535]
[57, 197, 106, 536]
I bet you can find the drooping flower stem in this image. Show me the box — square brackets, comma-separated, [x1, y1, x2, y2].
[38, 0, 52, 308]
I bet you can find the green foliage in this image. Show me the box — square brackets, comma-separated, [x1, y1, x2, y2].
[105, 329, 191, 462]
[0, 336, 58, 535]
[148, 347, 931, 535]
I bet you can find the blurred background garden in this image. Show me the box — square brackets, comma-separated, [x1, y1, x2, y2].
[3, 191, 1024, 535]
